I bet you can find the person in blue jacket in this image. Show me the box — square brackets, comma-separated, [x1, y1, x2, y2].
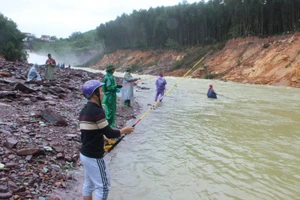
[207, 84, 217, 99]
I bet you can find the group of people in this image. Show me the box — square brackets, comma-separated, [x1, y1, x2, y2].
[101, 65, 143, 127]
[79, 64, 141, 200]
[79, 65, 171, 200]
[26, 58, 214, 200]
[78, 65, 218, 199]
[26, 53, 71, 82]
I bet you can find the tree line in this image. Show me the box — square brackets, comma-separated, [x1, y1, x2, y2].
[0, 13, 26, 61]
[2, 0, 300, 62]
[96, 0, 300, 51]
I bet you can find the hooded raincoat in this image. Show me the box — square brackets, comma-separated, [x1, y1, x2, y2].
[155, 76, 167, 101]
[121, 71, 136, 101]
[207, 87, 217, 99]
[27, 64, 41, 82]
[102, 72, 117, 127]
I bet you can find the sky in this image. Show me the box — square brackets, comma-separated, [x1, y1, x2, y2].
[0, 0, 195, 39]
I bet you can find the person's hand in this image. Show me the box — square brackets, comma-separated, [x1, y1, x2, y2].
[103, 135, 110, 144]
[120, 126, 134, 135]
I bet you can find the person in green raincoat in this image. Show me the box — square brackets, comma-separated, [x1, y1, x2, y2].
[102, 65, 122, 128]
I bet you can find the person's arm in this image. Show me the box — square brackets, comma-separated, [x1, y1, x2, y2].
[51, 59, 56, 67]
[124, 73, 136, 82]
[102, 125, 120, 138]
[94, 109, 134, 138]
[102, 125, 134, 139]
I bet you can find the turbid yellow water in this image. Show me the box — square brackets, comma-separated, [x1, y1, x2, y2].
[28, 53, 299, 200]
[107, 76, 300, 200]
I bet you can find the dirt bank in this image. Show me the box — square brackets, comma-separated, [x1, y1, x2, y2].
[92, 33, 300, 88]
[0, 60, 141, 200]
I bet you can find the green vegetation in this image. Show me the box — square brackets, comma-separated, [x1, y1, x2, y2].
[0, 13, 26, 61]
[95, 0, 300, 51]
[30, 0, 300, 68]
[169, 48, 211, 72]
[32, 30, 100, 56]
[131, 63, 139, 72]
[204, 73, 217, 79]
[78, 52, 104, 67]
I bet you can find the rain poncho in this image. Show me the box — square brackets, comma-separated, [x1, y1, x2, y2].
[207, 88, 217, 99]
[27, 64, 41, 82]
[121, 72, 135, 101]
[45, 58, 57, 80]
[102, 72, 117, 128]
[155, 76, 167, 101]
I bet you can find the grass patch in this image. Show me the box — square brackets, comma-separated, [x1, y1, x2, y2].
[204, 73, 216, 79]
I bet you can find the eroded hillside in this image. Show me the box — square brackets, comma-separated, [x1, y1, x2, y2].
[93, 33, 300, 88]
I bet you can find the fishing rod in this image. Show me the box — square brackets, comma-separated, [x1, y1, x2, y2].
[105, 50, 213, 155]
[121, 79, 143, 87]
[200, 92, 233, 100]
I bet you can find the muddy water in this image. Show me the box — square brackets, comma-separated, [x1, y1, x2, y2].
[107, 77, 300, 200]
[26, 55, 299, 200]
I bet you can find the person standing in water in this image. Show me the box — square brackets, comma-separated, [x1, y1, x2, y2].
[207, 84, 217, 99]
[155, 73, 167, 102]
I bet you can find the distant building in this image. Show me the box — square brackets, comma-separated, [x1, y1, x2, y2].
[22, 32, 35, 42]
[41, 35, 51, 41]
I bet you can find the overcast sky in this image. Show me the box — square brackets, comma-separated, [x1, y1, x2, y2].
[0, 0, 195, 39]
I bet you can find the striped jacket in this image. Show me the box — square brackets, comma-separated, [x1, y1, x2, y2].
[79, 102, 120, 158]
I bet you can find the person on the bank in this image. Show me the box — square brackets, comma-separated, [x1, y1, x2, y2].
[207, 84, 217, 99]
[155, 73, 167, 102]
[102, 65, 122, 128]
[26, 63, 42, 82]
[45, 53, 56, 81]
[80, 80, 134, 200]
[122, 66, 140, 107]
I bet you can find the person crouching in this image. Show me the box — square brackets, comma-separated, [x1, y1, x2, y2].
[26, 63, 42, 82]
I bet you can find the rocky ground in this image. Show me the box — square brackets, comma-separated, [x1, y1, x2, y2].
[0, 60, 140, 200]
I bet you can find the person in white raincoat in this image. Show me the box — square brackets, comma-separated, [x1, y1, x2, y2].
[26, 63, 41, 82]
[121, 66, 140, 107]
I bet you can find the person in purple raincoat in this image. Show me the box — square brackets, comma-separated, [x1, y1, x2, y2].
[155, 73, 167, 102]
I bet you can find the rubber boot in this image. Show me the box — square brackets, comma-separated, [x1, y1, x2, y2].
[124, 100, 130, 107]
[128, 100, 131, 107]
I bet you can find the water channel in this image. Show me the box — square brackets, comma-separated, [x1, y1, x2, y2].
[28, 53, 300, 200]
[109, 76, 300, 200]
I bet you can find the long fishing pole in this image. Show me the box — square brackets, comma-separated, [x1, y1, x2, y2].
[105, 50, 213, 155]
[199, 92, 233, 100]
